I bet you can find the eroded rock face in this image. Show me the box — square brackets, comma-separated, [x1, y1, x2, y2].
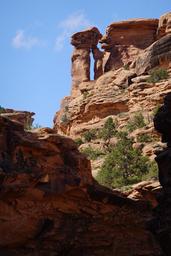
[54, 68, 132, 137]
[100, 19, 158, 71]
[0, 116, 162, 255]
[0, 108, 34, 128]
[136, 34, 171, 75]
[0, 116, 92, 190]
[71, 27, 103, 97]
[158, 12, 171, 38]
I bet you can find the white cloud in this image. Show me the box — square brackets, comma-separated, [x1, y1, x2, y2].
[55, 11, 91, 51]
[59, 11, 90, 30]
[12, 30, 43, 49]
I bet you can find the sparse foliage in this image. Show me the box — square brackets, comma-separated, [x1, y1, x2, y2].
[137, 133, 153, 143]
[83, 129, 97, 142]
[61, 113, 69, 124]
[147, 68, 169, 83]
[126, 112, 146, 132]
[0, 105, 5, 114]
[75, 138, 83, 147]
[123, 63, 129, 70]
[96, 131, 155, 189]
[81, 146, 103, 160]
[98, 117, 117, 146]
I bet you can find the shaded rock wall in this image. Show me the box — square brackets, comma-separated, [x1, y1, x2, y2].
[0, 116, 163, 255]
[148, 93, 171, 256]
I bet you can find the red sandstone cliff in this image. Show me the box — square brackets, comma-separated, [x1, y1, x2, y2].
[0, 116, 162, 255]
[1, 12, 171, 256]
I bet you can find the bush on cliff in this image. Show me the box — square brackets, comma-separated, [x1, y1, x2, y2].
[147, 68, 169, 83]
[0, 105, 5, 114]
[98, 117, 117, 146]
[81, 146, 103, 160]
[137, 133, 153, 143]
[96, 131, 156, 189]
[75, 138, 84, 147]
[126, 112, 146, 132]
[83, 129, 98, 142]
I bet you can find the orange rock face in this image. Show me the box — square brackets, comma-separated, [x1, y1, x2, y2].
[100, 19, 158, 71]
[71, 27, 103, 97]
[0, 116, 162, 255]
[55, 13, 171, 140]
[0, 108, 34, 127]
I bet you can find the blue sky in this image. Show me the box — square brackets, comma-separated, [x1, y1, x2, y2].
[0, 1, 170, 127]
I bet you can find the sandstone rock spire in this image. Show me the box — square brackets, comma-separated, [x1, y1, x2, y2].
[71, 27, 103, 97]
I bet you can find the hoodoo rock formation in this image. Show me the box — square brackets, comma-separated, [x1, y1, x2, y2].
[71, 27, 103, 97]
[0, 115, 162, 255]
[54, 13, 171, 141]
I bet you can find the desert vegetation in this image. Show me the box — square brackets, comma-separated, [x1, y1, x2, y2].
[147, 68, 169, 83]
[77, 114, 159, 190]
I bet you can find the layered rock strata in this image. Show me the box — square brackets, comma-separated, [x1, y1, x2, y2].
[54, 13, 171, 140]
[136, 34, 171, 75]
[0, 108, 34, 128]
[0, 116, 162, 255]
[100, 19, 158, 72]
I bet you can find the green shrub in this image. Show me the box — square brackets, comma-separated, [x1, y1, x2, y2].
[137, 133, 153, 143]
[0, 105, 5, 114]
[123, 63, 129, 70]
[24, 122, 42, 130]
[96, 132, 153, 189]
[32, 123, 42, 129]
[83, 91, 89, 99]
[75, 138, 83, 147]
[126, 112, 146, 132]
[83, 129, 97, 142]
[147, 68, 169, 83]
[142, 161, 158, 181]
[81, 146, 103, 160]
[61, 114, 69, 124]
[98, 117, 117, 145]
[152, 104, 161, 116]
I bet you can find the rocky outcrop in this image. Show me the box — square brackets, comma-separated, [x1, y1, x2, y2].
[71, 27, 103, 97]
[100, 19, 158, 72]
[54, 68, 132, 137]
[0, 108, 34, 128]
[157, 12, 171, 38]
[0, 116, 92, 189]
[0, 116, 162, 255]
[136, 34, 171, 75]
[127, 180, 161, 207]
[55, 12, 171, 141]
